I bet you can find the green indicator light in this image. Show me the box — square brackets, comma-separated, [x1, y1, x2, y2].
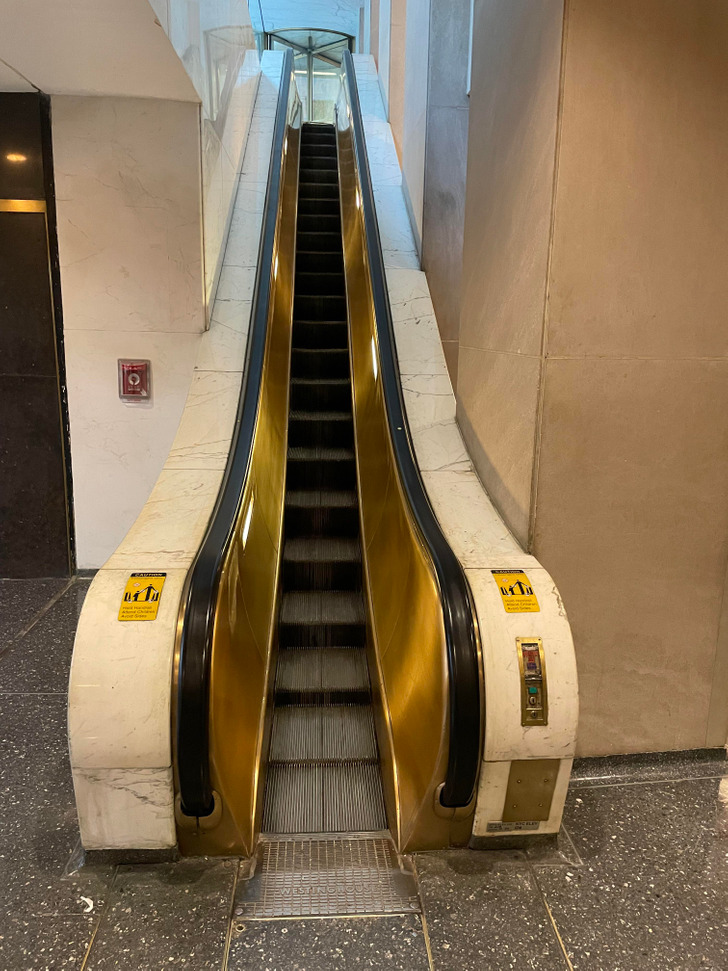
[528, 687, 538, 695]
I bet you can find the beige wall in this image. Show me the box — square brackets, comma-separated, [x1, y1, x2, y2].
[458, 0, 728, 755]
[421, 0, 471, 383]
[388, 0, 407, 158]
[459, 0, 565, 544]
[370, 0, 380, 63]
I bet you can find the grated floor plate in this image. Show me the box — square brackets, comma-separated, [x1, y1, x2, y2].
[235, 837, 420, 918]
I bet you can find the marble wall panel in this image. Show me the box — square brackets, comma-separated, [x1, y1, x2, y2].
[63, 329, 200, 568]
[457, 0, 564, 541]
[53, 96, 204, 335]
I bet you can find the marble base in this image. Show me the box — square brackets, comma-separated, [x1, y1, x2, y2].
[68, 53, 285, 851]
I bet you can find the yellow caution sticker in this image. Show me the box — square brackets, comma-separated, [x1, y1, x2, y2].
[491, 569, 540, 613]
[118, 573, 167, 621]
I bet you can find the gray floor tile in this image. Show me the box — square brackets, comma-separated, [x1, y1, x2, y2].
[415, 850, 568, 970]
[227, 915, 430, 970]
[0, 695, 76, 847]
[0, 578, 69, 646]
[521, 828, 583, 867]
[536, 779, 728, 970]
[0, 915, 96, 970]
[84, 861, 236, 970]
[0, 579, 91, 692]
[0, 694, 114, 917]
[572, 750, 728, 787]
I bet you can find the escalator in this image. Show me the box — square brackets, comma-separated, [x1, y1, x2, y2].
[263, 122, 386, 834]
[174, 49, 481, 859]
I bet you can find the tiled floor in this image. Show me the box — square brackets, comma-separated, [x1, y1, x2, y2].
[2, 577, 728, 970]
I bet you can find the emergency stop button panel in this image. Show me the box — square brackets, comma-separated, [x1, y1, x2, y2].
[517, 636, 548, 726]
[118, 359, 151, 401]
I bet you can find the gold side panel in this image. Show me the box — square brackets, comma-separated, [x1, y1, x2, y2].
[335, 83, 475, 851]
[176, 83, 302, 856]
[502, 760, 559, 823]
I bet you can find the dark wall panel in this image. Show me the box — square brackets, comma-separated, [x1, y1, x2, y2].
[0, 93, 72, 577]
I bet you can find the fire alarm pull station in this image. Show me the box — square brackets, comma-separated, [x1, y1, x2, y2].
[516, 637, 548, 726]
[118, 360, 151, 401]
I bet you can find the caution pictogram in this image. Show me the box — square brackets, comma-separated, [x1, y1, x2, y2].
[491, 569, 540, 613]
[118, 573, 167, 621]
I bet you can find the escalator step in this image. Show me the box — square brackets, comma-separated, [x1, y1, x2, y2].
[300, 155, 337, 171]
[296, 250, 344, 273]
[286, 447, 355, 490]
[297, 231, 342, 251]
[300, 143, 336, 158]
[294, 270, 345, 295]
[301, 129, 336, 143]
[276, 647, 370, 694]
[279, 590, 365, 625]
[262, 762, 387, 834]
[283, 536, 361, 589]
[284, 490, 359, 536]
[297, 199, 340, 218]
[284, 536, 360, 563]
[288, 411, 353, 449]
[290, 377, 350, 410]
[269, 705, 378, 762]
[291, 322, 348, 352]
[298, 167, 337, 184]
[294, 295, 348, 322]
[279, 590, 365, 646]
[298, 182, 339, 201]
[291, 348, 349, 379]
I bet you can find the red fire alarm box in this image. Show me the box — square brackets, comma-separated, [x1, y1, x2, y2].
[118, 360, 151, 401]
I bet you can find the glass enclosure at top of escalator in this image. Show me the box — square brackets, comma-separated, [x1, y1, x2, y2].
[265, 28, 353, 122]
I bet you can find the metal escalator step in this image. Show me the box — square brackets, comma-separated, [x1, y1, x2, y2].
[297, 215, 341, 236]
[296, 231, 342, 251]
[285, 489, 357, 509]
[294, 294, 347, 322]
[279, 589, 365, 626]
[262, 763, 387, 834]
[270, 705, 378, 761]
[290, 377, 350, 409]
[283, 536, 361, 591]
[301, 136, 336, 148]
[295, 250, 344, 273]
[291, 348, 349, 379]
[276, 647, 370, 693]
[279, 590, 365, 646]
[300, 143, 336, 157]
[284, 490, 359, 536]
[298, 182, 339, 201]
[300, 154, 337, 171]
[292, 322, 348, 352]
[284, 536, 360, 563]
[288, 410, 353, 449]
[297, 199, 340, 218]
[291, 346, 349, 378]
[294, 269, 344, 294]
[298, 167, 338, 184]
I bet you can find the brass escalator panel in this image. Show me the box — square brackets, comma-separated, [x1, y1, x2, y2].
[334, 79, 477, 850]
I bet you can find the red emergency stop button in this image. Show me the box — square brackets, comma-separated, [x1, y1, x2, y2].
[118, 360, 151, 401]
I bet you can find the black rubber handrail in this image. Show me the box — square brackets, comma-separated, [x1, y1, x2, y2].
[176, 49, 295, 817]
[341, 50, 482, 807]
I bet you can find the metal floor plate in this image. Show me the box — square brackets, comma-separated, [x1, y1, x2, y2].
[235, 837, 420, 918]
